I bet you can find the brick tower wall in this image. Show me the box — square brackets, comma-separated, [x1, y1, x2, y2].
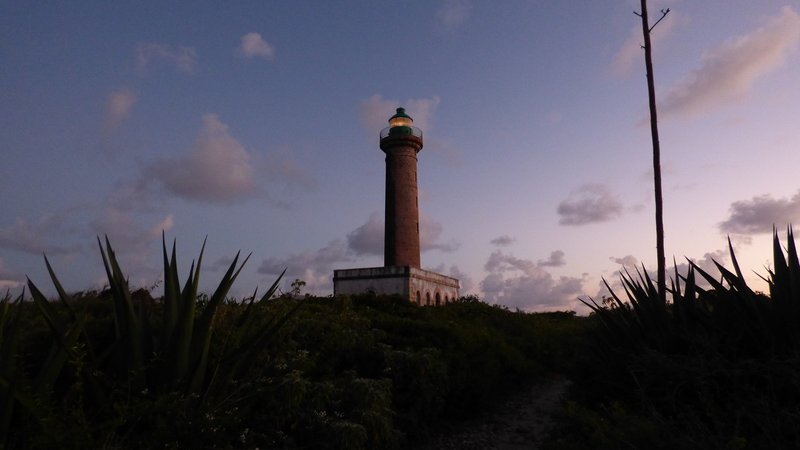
[382, 136, 422, 267]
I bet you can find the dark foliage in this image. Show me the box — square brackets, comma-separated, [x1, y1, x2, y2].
[552, 230, 800, 449]
[1, 284, 584, 449]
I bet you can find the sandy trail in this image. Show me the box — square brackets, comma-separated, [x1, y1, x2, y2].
[417, 376, 571, 450]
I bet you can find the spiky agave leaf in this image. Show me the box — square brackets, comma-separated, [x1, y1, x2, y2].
[782, 227, 800, 314]
[168, 237, 206, 387]
[97, 237, 144, 384]
[188, 251, 251, 392]
[0, 291, 24, 446]
[26, 277, 89, 396]
[674, 264, 715, 336]
[206, 269, 295, 398]
[763, 227, 800, 356]
[771, 227, 790, 301]
[581, 273, 649, 348]
[161, 233, 180, 349]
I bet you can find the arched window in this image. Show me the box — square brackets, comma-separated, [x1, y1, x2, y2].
[426, 292, 431, 306]
[435, 292, 441, 306]
[416, 291, 421, 305]
[444, 295, 449, 304]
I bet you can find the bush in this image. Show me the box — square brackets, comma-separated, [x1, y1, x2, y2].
[1, 238, 589, 448]
[558, 230, 800, 449]
[1, 237, 296, 448]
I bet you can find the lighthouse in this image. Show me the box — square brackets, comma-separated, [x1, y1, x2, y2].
[333, 107, 459, 305]
[381, 107, 423, 268]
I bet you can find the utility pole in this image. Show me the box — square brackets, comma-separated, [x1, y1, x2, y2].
[635, 0, 669, 304]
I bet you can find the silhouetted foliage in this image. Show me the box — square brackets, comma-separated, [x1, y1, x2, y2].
[1, 258, 585, 449]
[551, 230, 800, 449]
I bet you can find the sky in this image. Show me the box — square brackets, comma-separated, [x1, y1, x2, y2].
[3, 1, 800, 312]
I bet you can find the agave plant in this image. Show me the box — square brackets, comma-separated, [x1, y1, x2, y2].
[575, 229, 800, 448]
[6, 235, 299, 446]
[0, 291, 26, 448]
[584, 227, 800, 359]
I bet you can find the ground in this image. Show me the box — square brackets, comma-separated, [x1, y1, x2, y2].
[418, 376, 571, 449]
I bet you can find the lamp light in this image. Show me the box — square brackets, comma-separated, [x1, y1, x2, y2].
[388, 107, 413, 128]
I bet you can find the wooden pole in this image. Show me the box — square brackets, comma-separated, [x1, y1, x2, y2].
[637, 0, 669, 304]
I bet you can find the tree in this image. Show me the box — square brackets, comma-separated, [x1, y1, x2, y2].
[290, 278, 306, 298]
[635, 0, 669, 304]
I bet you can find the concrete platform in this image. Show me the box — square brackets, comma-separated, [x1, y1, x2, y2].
[333, 266, 460, 305]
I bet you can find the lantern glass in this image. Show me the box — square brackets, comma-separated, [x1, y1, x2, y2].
[389, 116, 413, 128]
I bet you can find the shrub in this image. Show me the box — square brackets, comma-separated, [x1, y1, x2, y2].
[2, 236, 296, 448]
[561, 229, 800, 449]
[2, 240, 588, 448]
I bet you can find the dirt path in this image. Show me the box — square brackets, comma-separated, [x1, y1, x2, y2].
[417, 376, 571, 450]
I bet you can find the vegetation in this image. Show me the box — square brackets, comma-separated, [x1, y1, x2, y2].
[5, 229, 800, 448]
[0, 236, 301, 448]
[0, 237, 583, 449]
[551, 229, 800, 449]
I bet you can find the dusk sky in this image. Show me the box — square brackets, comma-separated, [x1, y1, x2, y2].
[3, 1, 800, 311]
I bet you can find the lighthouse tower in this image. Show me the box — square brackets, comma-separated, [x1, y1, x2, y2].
[333, 107, 459, 305]
[381, 107, 422, 268]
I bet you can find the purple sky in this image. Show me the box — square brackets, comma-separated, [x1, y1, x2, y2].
[3, 1, 800, 311]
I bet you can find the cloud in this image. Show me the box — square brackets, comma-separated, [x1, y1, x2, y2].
[662, 6, 800, 119]
[346, 213, 458, 256]
[597, 248, 731, 301]
[538, 250, 566, 268]
[490, 235, 515, 247]
[448, 265, 475, 294]
[258, 239, 350, 276]
[0, 281, 21, 290]
[610, 255, 639, 268]
[420, 214, 460, 252]
[677, 249, 729, 280]
[594, 255, 642, 299]
[92, 210, 174, 248]
[260, 211, 458, 293]
[719, 190, 800, 235]
[0, 218, 58, 254]
[360, 94, 440, 135]
[2, 173, 190, 291]
[105, 89, 137, 132]
[437, 0, 472, 30]
[0, 257, 23, 290]
[257, 239, 351, 293]
[429, 263, 475, 295]
[135, 115, 313, 207]
[136, 42, 197, 75]
[359, 94, 462, 163]
[0, 213, 80, 255]
[426, 136, 464, 167]
[239, 32, 275, 60]
[557, 184, 624, 226]
[347, 212, 383, 256]
[261, 151, 318, 191]
[481, 250, 584, 311]
[148, 114, 259, 203]
[208, 255, 235, 272]
[611, 12, 679, 77]
[105, 177, 163, 214]
[0, 197, 172, 291]
[612, 27, 644, 77]
[484, 250, 538, 275]
[91, 209, 174, 277]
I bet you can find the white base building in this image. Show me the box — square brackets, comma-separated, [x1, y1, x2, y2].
[333, 266, 459, 306]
